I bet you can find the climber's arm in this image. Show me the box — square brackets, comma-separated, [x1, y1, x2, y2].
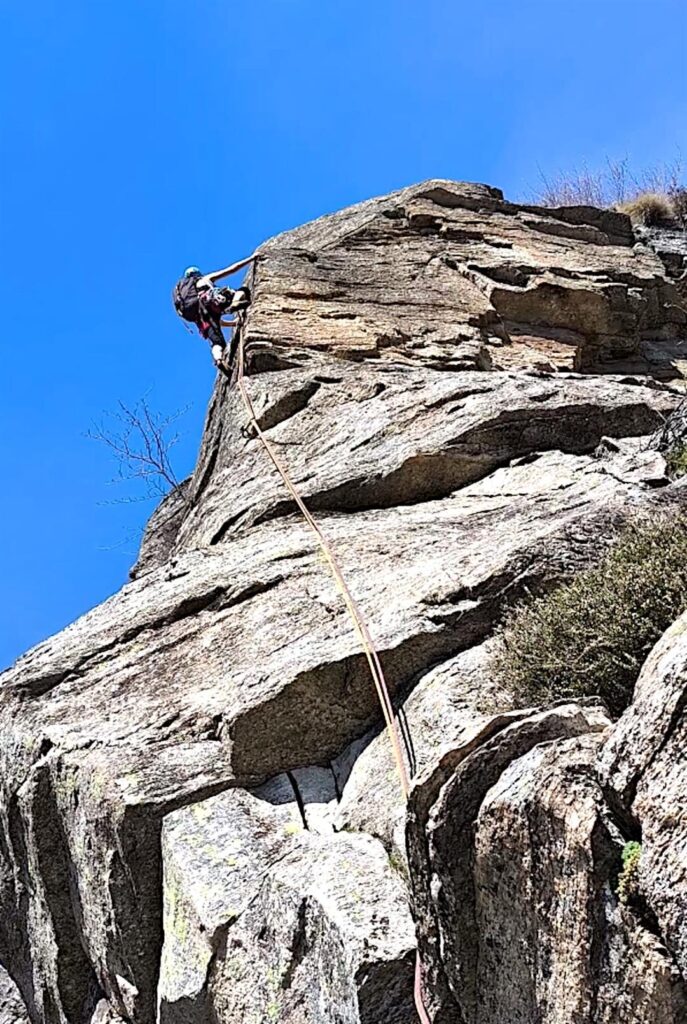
[206, 253, 258, 284]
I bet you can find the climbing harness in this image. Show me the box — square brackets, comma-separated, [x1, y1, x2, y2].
[234, 311, 432, 1024]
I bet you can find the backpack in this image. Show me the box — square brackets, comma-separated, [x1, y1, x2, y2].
[173, 275, 202, 323]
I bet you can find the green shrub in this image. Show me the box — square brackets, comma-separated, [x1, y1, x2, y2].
[665, 442, 687, 479]
[493, 515, 687, 717]
[617, 841, 642, 904]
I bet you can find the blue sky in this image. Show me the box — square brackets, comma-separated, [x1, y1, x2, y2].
[1, 0, 686, 668]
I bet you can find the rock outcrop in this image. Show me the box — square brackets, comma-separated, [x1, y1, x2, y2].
[2, 180, 687, 1024]
[407, 699, 687, 1023]
[247, 180, 686, 376]
[601, 612, 687, 985]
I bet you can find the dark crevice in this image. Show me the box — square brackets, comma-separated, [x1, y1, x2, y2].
[3, 796, 41, 1022]
[595, 812, 678, 965]
[192, 412, 226, 506]
[468, 263, 537, 288]
[285, 771, 308, 829]
[423, 384, 495, 410]
[209, 508, 249, 545]
[330, 761, 343, 802]
[193, 443, 222, 507]
[35, 769, 102, 1023]
[268, 547, 312, 563]
[356, 381, 387, 401]
[254, 381, 321, 432]
[280, 901, 309, 990]
[356, 951, 416, 1023]
[599, 783, 640, 840]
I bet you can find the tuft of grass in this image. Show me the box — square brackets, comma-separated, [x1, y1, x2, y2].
[492, 515, 687, 717]
[617, 841, 642, 904]
[616, 192, 676, 226]
[388, 847, 410, 883]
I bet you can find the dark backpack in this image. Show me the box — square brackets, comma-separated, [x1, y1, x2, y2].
[173, 275, 202, 323]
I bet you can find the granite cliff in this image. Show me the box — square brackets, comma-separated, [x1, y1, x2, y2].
[2, 181, 687, 1024]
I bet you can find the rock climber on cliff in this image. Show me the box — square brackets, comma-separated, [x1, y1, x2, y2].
[172, 254, 258, 371]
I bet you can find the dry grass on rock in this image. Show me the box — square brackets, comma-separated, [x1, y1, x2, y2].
[531, 156, 685, 223]
[616, 192, 675, 226]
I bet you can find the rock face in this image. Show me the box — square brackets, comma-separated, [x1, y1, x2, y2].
[247, 180, 686, 376]
[407, 701, 687, 1023]
[2, 180, 687, 1024]
[0, 969, 29, 1024]
[130, 479, 190, 580]
[601, 612, 687, 985]
[205, 832, 416, 1024]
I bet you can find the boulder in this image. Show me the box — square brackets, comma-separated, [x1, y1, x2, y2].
[470, 732, 685, 1024]
[407, 701, 687, 1023]
[158, 778, 304, 1023]
[406, 702, 610, 1021]
[205, 832, 416, 1024]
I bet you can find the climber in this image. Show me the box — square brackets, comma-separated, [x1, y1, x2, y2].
[172, 254, 258, 370]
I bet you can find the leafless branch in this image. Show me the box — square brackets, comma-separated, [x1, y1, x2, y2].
[87, 396, 190, 501]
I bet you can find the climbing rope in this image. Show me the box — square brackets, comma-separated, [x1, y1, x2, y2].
[233, 320, 431, 1024]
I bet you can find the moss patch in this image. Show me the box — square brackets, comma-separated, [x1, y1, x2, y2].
[617, 841, 642, 905]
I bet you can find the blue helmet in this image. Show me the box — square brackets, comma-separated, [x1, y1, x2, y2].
[184, 266, 201, 278]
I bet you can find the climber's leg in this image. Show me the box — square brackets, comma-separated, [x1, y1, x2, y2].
[228, 286, 251, 313]
[198, 317, 227, 368]
[226, 325, 241, 371]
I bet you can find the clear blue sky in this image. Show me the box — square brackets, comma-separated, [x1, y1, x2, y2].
[1, 0, 686, 669]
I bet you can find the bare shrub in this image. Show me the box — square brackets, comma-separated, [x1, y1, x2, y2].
[531, 155, 685, 215]
[631, 156, 683, 199]
[87, 396, 189, 502]
[534, 162, 609, 208]
[670, 187, 687, 226]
